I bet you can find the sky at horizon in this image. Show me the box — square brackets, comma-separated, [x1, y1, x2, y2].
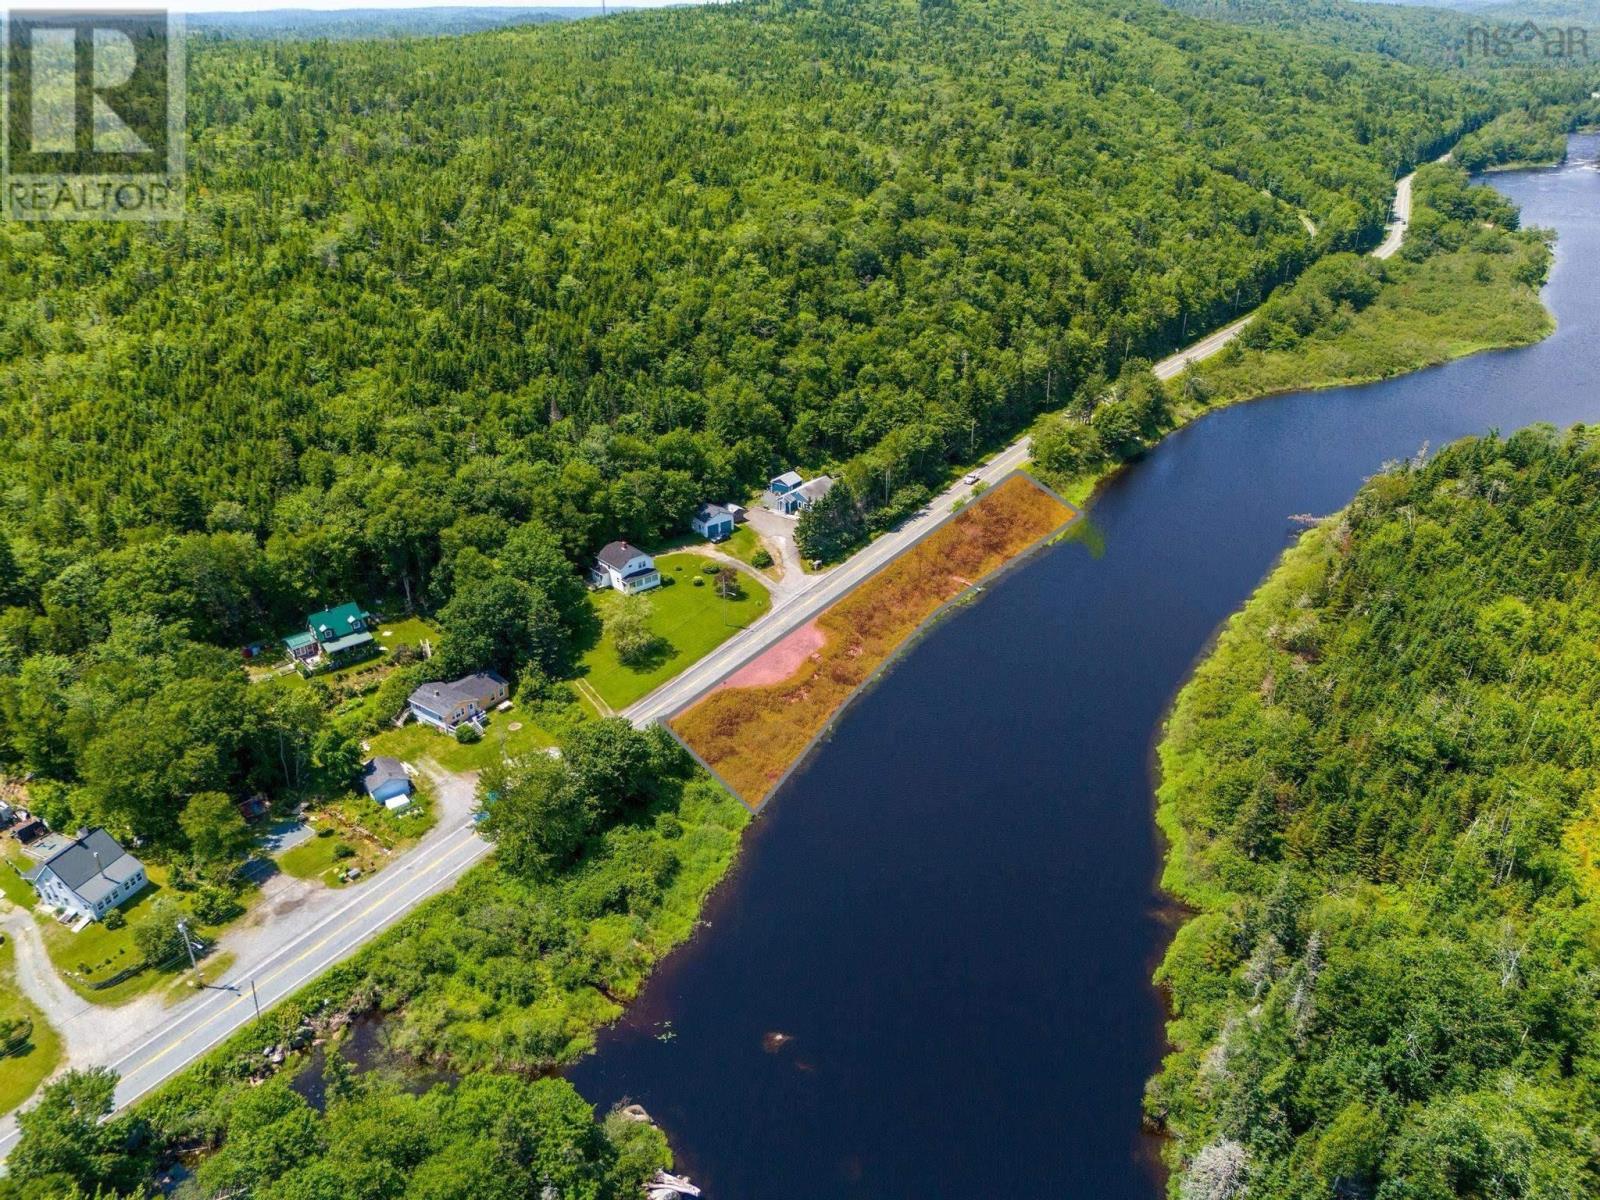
[8, 1, 709, 15]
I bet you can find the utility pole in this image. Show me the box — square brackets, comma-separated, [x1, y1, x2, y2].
[250, 979, 262, 1023]
[177, 918, 198, 973]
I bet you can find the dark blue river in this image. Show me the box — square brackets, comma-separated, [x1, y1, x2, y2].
[569, 136, 1600, 1198]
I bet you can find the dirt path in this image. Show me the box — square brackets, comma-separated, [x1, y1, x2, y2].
[742, 509, 811, 592]
[0, 759, 487, 1148]
[1, 905, 79, 1043]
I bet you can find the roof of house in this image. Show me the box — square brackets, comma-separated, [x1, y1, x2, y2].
[307, 602, 372, 646]
[597, 541, 650, 571]
[361, 757, 410, 796]
[770, 470, 804, 490]
[27, 828, 142, 908]
[408, 671, 509, 712]
[695, 502, 733, 523]
[795, 475, 835, 502]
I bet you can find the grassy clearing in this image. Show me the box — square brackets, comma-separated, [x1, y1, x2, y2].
[580, 553, 771, 710]
[279, 784, 436, 887]
[35, 868, 207, 1004]
[0, 936, 62, 1116]
[374, 615, 437, 654]
[721, 526, 779, 577]
[0, 852, 33, 908]
[673, 476, 1073, 805]
[368, 698, 559, 772]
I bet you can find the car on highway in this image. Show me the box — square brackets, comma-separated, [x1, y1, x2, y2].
[963, 472, 981, 485]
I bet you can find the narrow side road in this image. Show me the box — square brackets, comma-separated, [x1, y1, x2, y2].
[0, 767, 488, 1160]
[0, 164, 1422, 1165]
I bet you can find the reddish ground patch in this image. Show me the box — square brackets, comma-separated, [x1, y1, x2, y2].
[673, 475, 1075, 807]
[719, 620, 825, 690]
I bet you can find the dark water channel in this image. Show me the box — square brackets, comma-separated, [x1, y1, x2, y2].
[561, 140, 1600, 1199]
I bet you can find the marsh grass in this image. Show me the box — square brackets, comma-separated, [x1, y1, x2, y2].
[673, 476, 1072, 805]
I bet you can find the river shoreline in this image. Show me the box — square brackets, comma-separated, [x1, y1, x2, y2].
[567, 134, 1600, 1199]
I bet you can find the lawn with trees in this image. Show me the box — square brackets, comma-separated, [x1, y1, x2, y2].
[579, 555, 770, 711]
[1149, 426, 1600, 1199]
[0, 718, 743, 1200]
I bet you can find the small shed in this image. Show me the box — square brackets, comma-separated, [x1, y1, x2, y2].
[360, 757, 414, 810]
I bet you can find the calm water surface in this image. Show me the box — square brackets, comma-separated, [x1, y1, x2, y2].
[569, 137, 1600, 1198]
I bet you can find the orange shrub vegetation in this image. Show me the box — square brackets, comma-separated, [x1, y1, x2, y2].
[672, 474, 1074, 806]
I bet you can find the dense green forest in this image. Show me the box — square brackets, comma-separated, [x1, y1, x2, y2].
[0, 1065, 671, 1200]
[1150, 427, 1600, 1198]
[1029, 162, 1553, 497]
[1166, 0, 1600, 71]
[3, 0, 1545, 857]
[1452, 101, 1600, 170]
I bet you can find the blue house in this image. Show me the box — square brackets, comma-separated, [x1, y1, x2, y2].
[691, 502, 735, 542]
[360, 757, 413, 810]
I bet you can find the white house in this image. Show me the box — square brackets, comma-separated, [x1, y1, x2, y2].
[25, 828, 148, 923]
[407, 672, 510, 733]
[591, 541, 661, 593]
[691, 503, 735, 542]
[776, 475, 835, 516]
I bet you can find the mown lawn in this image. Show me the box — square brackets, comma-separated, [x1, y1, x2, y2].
[36, 869, 213, 1004]
[673, 477, 1071, 805]
[580, 553, 771, 711]
[1, 852, 33, 908]
[367, 699, 558, 773]
[278, 784, 436, 888]
[0, 937, 61, 1116]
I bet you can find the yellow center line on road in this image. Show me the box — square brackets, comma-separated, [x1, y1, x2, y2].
[108, 823, 486, 1071]
[120, 833, 490, 1080]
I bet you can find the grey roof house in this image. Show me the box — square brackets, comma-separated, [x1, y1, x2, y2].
[25, 828, 149, 924]
[361, 756, 414, 810]
[691, 503, 735, 542]
[777, 474, 835, 515]
[590, 541, 662, 594]
[408, 672, 510, 733]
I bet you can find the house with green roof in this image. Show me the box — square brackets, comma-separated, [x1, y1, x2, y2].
[284, 601, 376, 668]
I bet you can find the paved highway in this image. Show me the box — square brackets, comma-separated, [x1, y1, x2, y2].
[0, 166, 1420, 1161]
[0, 810, 490, 1159]
[1373, 168, 1418, 261]
[627, 161, 1424, 725]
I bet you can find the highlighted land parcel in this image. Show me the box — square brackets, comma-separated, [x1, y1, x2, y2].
[670, 473, 1076, 807]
